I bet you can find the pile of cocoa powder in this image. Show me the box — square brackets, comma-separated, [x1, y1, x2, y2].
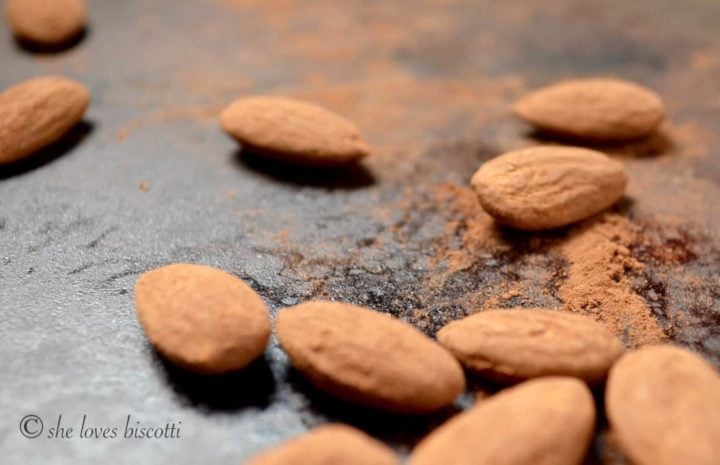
[431, 182, 666, 348]
[558, 214, 666, 346]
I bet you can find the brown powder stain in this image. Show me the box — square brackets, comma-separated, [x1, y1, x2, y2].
[115, 104, 222, 141]
[670, 121, 716, 159]
[633, 215, 698, 266]
[557, 214, 666, 347]
[285, 73, 524, 167]
[428, 181, 666, 348]
[175, 71, 255, 102]
[277, 229, 293, 244]
[216, 0, 457, 70]
[198, 0, 711, 358]
[431, 183, 505, 272]
[596, 121, 715, 160]
[691, 49, 720, 72]
[115, 127, 131, 142]
[481, 283, 527, 310]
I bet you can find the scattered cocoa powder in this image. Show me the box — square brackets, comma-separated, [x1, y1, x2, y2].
[114, 105, 222, 142]
[557, 214, 667, 347]
[428, 181, 667, 348]
[431, 183, 506, 273]
[284, 73, 523, 176]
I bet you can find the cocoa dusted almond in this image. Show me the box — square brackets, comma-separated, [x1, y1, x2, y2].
[471, 146, 627, 230]
[606, 345, 720, 465]
[134, 263, 271, 374]
[408, 377, 595, 465]
[220, 96, 370, 166]
[244, 424, 399, 465]
[0, 76, 90, 165]
[275, 300, 466, 414]
[437, 309, 624, 384]
[6, 0, 86, 46]
[514, 78, 665, 141]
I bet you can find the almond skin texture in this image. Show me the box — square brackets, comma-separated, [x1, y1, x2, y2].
[6, 0, 86, 45]
[244, 424, 399, 465]
[134, 264, 271, 374]
[0, 76, 90, 165]
[437, 309, 624, 384]
[606, 345, 720, 465]
[408, 377, 595, 465]
[514, 78, 665, 141]
[275, 300, 466, 414]
[220, 96, 370, 166]
[471, 146, 628, 230]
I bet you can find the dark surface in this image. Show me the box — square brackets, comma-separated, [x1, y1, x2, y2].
[1, 1, 719, 464]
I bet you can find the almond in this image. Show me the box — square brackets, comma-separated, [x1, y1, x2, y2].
[0, 76, 90, 165]
[408, 377, 595, 465]
[514, 78, 665, 141]
[244, 424, 399, 465]
[437, 309, 624, 384]
[220, 96, 370, 166]
[275, 300, 466, 414]
[6, 0, 86, 46]
[471, 146, 628, 230]
[134, 263, 271, 374]
[606, 345, 720, 465]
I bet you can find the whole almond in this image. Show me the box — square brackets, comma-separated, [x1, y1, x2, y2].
[220, 96, 370, 166]
[6, 0, 86, 45]
[0, 76, 90, 165]
[514, 78, 665, 141]
[437, 309, 624, 384]
[409, 377, 595, 465]
[244, 424, 399, 465]
[275, 300, 466, 414]
[606, 345, 720, 465]
[471, 146, 627, 230]
[220, 96, 369, 166]
[134, 263, 271, 374]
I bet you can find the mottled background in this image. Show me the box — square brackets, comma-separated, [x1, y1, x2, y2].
[1, 0, 719, 464]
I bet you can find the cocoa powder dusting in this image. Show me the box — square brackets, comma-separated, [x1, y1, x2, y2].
[431, 182, 666, 347]
[432, 183, 504, 273]
[558, 214, 667, 346]
[155, 0, 714, 364]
